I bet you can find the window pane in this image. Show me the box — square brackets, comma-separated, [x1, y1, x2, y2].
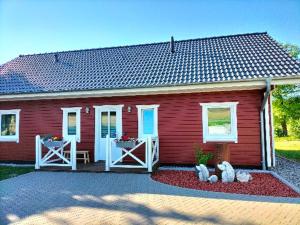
[143, 109, 154, 135]
[101, 112, 108, 138]
[110, 112, 116, 138]
[207, 107, 231, 135]
[67, 112, 77, 135]
[1, 114, 16, 136]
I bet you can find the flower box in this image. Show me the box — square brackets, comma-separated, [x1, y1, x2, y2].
[116, 140, 137, 149]
[43, 140, 64, 148]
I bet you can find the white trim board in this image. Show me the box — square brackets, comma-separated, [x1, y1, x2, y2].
[1, 77, 300, 102]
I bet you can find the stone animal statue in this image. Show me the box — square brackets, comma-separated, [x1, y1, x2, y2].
[208, 175, 218, 183]
[195, 164, 209, 181]
[217, 161, 235, 183]
[236, 171, 253, 182]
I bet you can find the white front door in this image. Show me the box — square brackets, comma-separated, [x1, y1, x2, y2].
[94, 105, 123, 161]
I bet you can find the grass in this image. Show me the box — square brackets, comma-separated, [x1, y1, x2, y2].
[275, 137, 300, 162]
[0, 166, 34, 181]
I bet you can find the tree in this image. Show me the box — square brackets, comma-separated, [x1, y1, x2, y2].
[272, 43, 300, 137]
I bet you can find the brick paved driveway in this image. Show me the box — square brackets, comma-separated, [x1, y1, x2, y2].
[1, 172, 300, 225]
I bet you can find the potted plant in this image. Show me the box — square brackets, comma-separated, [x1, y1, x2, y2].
[42, 134, 64, 148]
[194, 143, 213, 166]
[115, 134, 137, 149]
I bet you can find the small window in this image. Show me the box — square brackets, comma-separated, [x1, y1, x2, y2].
[0, 110, 20, 142]
[67, 112, 77, 135]
[62, 107, 81, 142]
[137, 105, 159, 138]
[200, 102, 238, 143]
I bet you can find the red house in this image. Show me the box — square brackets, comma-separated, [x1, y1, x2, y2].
[0, 32, 299, 171]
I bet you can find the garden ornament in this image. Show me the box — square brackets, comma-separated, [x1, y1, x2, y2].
[236, 171, 253, 182]
[195, 164, 209, 181]
[208, 175, 218, 183]
[217, 161, 235, 183]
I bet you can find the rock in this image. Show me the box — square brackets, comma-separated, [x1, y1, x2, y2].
[217, 161, 235, 183]
[208, 175, 218, 183]
[236, 171, 252, 182]
[195, 164, 209, 181]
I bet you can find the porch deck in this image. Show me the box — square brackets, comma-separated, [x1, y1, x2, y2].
[37, 161, 159, 173]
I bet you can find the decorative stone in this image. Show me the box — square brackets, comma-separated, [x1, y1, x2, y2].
[217, 161, 235, 183]
[208, 175, 218, 183]
[195, 164, 209, 181]
[236, 171, 253, 183]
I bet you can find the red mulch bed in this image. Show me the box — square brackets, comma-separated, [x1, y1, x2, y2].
[151, 170, 300, 198]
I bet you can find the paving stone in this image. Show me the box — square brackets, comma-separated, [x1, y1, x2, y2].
[0, 172, 299, 225]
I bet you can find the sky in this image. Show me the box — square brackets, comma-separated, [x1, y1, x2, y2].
[0, 0, 299, 64]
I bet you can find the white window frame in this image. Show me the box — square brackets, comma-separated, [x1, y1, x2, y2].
[136, 105, 159, 139]
[200, 102, 238, 143]
[61, 107, 82, 142]
[0, 109, 21, 143]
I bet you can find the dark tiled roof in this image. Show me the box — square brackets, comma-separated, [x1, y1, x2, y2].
[1, 32, 300, 95]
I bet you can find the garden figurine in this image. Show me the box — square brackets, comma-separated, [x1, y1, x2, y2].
[236, 171, 253, 182]
[195, 164, 209, 181]
[217, 161, 235, 183]
[208, 175, 218, 183]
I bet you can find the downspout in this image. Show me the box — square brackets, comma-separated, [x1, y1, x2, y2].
[260, 78, 271, 170]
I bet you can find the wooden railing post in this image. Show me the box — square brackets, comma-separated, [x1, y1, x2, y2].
[71, 136, 77, 170]
[147, 136, 152, 172]
[35, 135, 41, 169]
[105, 134, 110, 171]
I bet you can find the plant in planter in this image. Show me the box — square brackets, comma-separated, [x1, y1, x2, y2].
[115, 134, 138, 149]
[42, 134, 64, 148]
[194, 143, 213, 166]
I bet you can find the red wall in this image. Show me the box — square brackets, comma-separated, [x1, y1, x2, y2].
[0, 90, 263, 166]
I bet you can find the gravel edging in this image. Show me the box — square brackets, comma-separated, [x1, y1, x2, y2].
[271, 156, 300, 190]
[159, 165, 300, 195]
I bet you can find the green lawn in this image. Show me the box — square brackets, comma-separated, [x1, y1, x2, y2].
[275, 137, 300, 162]
[0, 166, 34, 181]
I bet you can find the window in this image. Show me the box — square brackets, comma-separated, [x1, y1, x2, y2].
[136, 105, 159, 138]
[62, 107, 81, 142]
[200, 102, 238, 143]
[101, 111, 116, 138]
[0, 109, 20, 142]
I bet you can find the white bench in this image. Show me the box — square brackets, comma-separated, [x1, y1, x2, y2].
[63, 150, 90, 164]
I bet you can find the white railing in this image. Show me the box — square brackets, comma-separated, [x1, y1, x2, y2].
[35, 135, 77, 170]
[105, 136, 159, 172]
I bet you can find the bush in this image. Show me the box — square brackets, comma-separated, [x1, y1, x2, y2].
[194, 143, 213, 165]
[290, 119, 300, 138]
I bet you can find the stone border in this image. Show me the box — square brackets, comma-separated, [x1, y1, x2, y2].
[0, 163, 34, 167]
[159, 166, 300, 194]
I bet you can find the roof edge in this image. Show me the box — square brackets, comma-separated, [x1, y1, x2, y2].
[1, 76, 299, 102]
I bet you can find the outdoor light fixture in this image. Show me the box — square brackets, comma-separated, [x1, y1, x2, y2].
[85, 107, 90, 114]
[127, 106, 131, 113]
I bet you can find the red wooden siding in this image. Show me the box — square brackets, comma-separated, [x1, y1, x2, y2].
[0, 90, 263, 166]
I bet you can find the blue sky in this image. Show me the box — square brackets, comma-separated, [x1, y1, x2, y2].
[0, 0, 299, 64]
